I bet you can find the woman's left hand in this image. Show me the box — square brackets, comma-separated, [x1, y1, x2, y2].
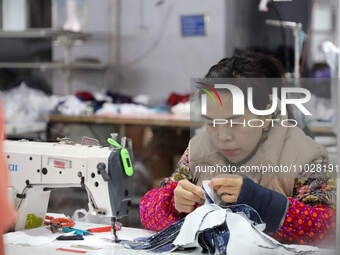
[209, 175, 243, 203]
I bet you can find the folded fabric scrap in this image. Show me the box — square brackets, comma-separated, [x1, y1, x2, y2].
[4, 227, 62, 246]
[124, 183, 328, 255]
[95, 103, 159, 115]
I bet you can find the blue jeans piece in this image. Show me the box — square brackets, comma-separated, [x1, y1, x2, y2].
[123, 218, 185, 250]
[124, 204, 263, 254]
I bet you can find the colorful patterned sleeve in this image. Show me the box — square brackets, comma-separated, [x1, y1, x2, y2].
[140, 147, 190, 231]
[140, 181, 181, 231]
[273, 157, 336, 245]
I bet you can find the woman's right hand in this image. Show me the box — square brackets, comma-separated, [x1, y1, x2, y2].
[174, 179, 205, 213]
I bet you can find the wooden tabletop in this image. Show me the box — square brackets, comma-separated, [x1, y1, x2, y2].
[49, 115, 334, 134]
[49, 114, 202, 128]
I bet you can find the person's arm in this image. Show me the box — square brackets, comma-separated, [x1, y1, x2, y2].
[214, 156, 336, 244]
[140, 181, 181, 231]
[273, 157, 336, 245]
[273, 197, 335, 245]
[235, 176, 289, 234]
[235, 162, 336, 244]
[235, 175, 336, 245]
[140, 148, 190, 231]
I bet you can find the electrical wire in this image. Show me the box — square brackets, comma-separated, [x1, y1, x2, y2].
[123, 4, 174, 67]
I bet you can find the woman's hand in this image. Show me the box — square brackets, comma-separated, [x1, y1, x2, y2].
[209, 175, 243, 203]
[174, 179, 205, 213]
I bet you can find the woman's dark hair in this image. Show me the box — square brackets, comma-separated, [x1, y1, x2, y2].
[203, 52, 285, 111]
[205, 52, 285, 78]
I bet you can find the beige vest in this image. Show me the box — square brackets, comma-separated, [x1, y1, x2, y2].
[189, 124, 327, 196]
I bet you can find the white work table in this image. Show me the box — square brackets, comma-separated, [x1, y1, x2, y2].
[5, 222, 335, 255]
[5, 221, 202, 255]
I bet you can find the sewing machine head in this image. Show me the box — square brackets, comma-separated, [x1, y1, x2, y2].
[4, 138, 133, 231]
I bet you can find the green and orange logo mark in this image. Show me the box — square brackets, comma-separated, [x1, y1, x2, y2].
[197, 81, 223, 106]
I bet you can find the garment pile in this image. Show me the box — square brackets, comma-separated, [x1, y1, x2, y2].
[2, 84, 191, 132]
[124, 181, 327, 255]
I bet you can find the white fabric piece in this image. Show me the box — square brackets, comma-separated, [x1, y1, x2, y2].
[93, 92, 112, 103]
[1, 83, 58, 130]
[171, 102, 190, 115]
[198, 209, 227, 231]
[133, 94, 150, 105]
[172, 204, 220, 247]
[322, 41, 339, 74]
[202, 180, 221, 205]
[119, 103, 157, 115]
[56, 95, 88, 116]
[95, 102, 119, 115]
[226, 211, 320, 255]
[4, 227, 61, 246]
[96, 103, 157, 115]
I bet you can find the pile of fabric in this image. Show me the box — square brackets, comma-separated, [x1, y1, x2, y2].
[56, 91, 191, 116]
[167, 93, 190, 115]
[56, 91, 163, 116]
[1, 83, 191, 132]
[124, 181, 327, 255]
[1, 83, 59, 132]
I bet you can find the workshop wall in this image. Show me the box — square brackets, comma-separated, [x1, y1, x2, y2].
[116, 0, 228, 104]
[52, 0, 114, 95]
[51, 0, 313, 98]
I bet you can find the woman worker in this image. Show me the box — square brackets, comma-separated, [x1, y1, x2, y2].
[139, 53, 336, 245]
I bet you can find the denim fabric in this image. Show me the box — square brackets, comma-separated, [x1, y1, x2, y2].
[124, 204, 263, 254]
[123, 218, 185, 250]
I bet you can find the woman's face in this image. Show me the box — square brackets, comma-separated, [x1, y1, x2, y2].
[205, 92, 267, 163]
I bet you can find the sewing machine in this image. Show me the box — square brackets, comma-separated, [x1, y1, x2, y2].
[4, 138, 134, 241]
